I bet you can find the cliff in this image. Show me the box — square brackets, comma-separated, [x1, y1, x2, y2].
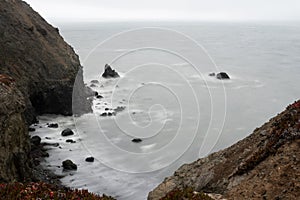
[149, 100, 300, 200]
[0, 0, 91, 124]
[0, 0, 91, 182]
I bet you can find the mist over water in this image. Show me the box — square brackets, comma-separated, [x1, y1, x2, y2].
[33, 22, 300, 199]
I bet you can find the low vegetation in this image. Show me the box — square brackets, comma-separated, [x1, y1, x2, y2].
[160, 187, 213, 200]
[0, 182, 115, 200]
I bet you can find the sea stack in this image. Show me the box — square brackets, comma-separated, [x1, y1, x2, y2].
[102, 64, 120, 78]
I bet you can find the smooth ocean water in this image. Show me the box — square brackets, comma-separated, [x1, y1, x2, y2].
[32, 21, 300, 199]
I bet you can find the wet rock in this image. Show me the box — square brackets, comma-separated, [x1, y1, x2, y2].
[105, 108, 110, 111]
[216, 72, 230, 80]
[107, 112, 113, 116]
[132, 138, 142, 143]
[31, 136, 41, 146]
[41, 152, 49, 157]
[102, 64, 120, 78]
[85, 157, 95, 162]
[96, 95, 103, 99]
[66, 139, 76, 143]
[62, 159, 77, 170]
[48, 123, 58, 128]
[94, 91, 99, 96]
[61, 128, 74, 137]
[100, 113, 107, 117]
[28, 127, 36, 132]
[209, 72, 216, 76]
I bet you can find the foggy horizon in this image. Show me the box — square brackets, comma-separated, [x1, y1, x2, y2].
[24, 0, 300, 23]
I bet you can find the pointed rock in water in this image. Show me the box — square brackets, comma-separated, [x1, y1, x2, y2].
[216, 72, 230, 80]
[85, 157, 95, 162]
[132, 138, 142, 143]
[102, 64, 120, 78]
[62, 159, 77, 170]
[61, 128, 74, 136]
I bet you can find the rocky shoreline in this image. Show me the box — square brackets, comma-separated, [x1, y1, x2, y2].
[1, 1, 299, 199]
[0, 0, 92, 194]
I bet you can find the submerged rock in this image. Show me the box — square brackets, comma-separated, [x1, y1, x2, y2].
[90, 80, 99, 84]
[209, 72, 216, 76]
[85, 157, 95, 162]
[61, 128, 74, 137]
[102, 64, 120, 78]
[43, 142, 59, 147]
[114, 106, 126, 113]
[62, 159, 77, 170]
[216, 72, 230, 79]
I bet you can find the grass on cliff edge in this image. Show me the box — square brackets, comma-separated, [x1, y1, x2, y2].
[0, 182, 115, 200]
[160, 187, 213, 200]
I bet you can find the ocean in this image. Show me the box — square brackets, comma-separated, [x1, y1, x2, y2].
[31, 21, 300, 199]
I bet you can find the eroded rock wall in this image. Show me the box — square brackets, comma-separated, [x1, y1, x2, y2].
[0, 81, 31, 182]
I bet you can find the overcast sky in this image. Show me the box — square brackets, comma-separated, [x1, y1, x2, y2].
[24, 0, 300, 22]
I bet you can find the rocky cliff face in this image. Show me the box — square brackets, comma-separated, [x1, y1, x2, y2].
[0, 0, 91, 124]
[149, 100, 300, 200]
[0, 0, 91, 182]
[0, 79, 31, 182]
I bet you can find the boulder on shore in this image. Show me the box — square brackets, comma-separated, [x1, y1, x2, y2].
[30, 136, 41, 146]
[62, 159, 77, 170]
[102, 64, 120, 78]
